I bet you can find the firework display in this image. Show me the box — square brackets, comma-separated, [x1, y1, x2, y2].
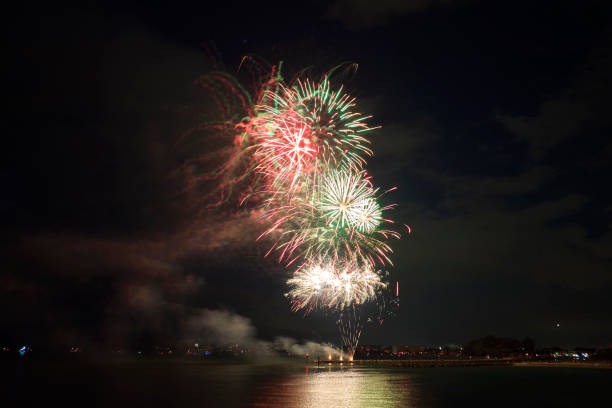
[337, 304, 363, 359]
[286, 256, 386, 313]
[258, 77, 376, 172]
[318, 170, 378, 230]
[197, 63, 402, 357]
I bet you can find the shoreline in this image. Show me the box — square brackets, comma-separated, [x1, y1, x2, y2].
[512, 361, 612, 369]
[314, 359, 612, 369]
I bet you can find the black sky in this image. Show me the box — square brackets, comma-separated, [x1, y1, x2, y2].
[3, 0, 612, 350]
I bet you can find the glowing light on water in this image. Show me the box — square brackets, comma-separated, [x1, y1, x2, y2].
[253, 368, 419, 407]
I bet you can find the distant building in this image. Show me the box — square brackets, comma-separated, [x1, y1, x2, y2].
[392, 345, 425, 356]
[355, 345, 383, 356]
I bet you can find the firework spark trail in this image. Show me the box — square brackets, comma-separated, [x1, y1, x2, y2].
[337, 304, 363, 359]
[370, 280, 401, 327]
[257, 121, 317, 171]
[318, 169, 380, 231]
[257, 77, 376, 172]
[255, 168, 400, 267]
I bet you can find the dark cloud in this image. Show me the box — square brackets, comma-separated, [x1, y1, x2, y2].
[498, 34, 612, 161]
[356, 10, 612, 346]
[328, 0, 463, 28]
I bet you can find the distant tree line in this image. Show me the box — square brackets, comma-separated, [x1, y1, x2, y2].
[463, 336, 535, 357]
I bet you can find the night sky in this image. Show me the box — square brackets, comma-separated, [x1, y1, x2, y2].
[3, 0, 612, 350]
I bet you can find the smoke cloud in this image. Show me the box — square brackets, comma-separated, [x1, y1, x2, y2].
[184, 309, 341, 358]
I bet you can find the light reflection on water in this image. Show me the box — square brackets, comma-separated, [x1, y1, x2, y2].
[253, 365, 420, 408]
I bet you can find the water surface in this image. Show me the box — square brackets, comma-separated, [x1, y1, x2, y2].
[8, 358, 611, 407]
